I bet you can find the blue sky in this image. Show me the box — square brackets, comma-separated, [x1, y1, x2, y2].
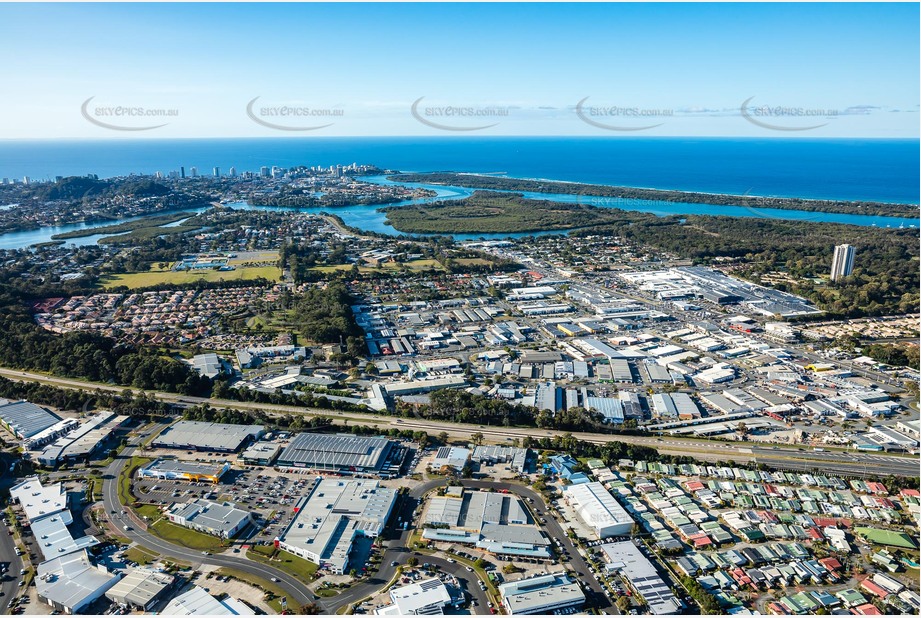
[1, 2, 917, 138]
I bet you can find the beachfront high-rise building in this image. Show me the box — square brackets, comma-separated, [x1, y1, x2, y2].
[228, 166, 236, 177]
[190, 167, 198, 178]
[213, 167, 220, 178]
[180, 166, 185, 179]
[831, 244, 856, 281]
[260, 166, 270, 177]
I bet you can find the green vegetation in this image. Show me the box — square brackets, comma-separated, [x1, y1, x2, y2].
[246, 545, 319, 581]
[863, 343, 920, 369]
[383, 191, 628, 233]
[148, 519, 228, 552]
[119, 456, 152, 506]
[51, 212, 196, 240]
[99, 265, 281, 289]
[388, 172, 918, 217]
[0, 289, 213, 395]
[681, 575, 722, 614]
[97, 223, 203, 244]
[854, 526, 918, 549]
[123, 546, 159, 565]
[133, 503, 163, 522]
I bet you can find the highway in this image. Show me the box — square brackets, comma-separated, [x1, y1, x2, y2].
[2, 367, 916, 478]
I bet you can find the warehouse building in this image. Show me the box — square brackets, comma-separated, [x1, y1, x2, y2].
[161, 586, 254, 615]
[152, 421, 265, 453]
[36, 550, 121, 614]
[472, 445, 530, 471]
[0, 399, 61, 440]
[276, 433, 400, 474]
[138, 459, 231, 484]
[167, 499, 253, 539]
[278, 479, 397, 574]
[239, 441, 282, 466]
[10, 477, 68, 522]
[600, 541, 682, 615]
[31, 512, 99, 560]
[35, 413, 128, 467]
[432, 446, 471, 472]
[562, 481, 635, 538]
[375, 577, 459, 615]
[499, 573, 585, 615]
[105, 568, 175, 611]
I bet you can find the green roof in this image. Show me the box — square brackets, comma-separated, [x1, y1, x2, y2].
[855, 526, 917, 549]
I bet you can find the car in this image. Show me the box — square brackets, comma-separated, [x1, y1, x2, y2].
[202, 551, 211, 556]
[465, 566, 473, 572]
[391, 561, 399, 567]
[271, 577, 279, 582]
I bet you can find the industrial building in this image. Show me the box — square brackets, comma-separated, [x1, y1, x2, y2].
[239, 441, 282, 466]
[432, 446, 471, 472]
[161, 586, 255, 615]
[35, 413, 128, 467]
[105, 568, 175, 611]
[36, 550, 121, 614]
[0, 399, 61, 440]
[10, 477, 68, 522]
[276, 433, 400, 474]
[31, 512, 99, 560]
[600, 541, 682, 615]
[167, 499, 253, 539]
[191, 353, 226, 379]
[498, 573, 586, 615]
[152, 421, 265, 453]
[375, 577, 459, 615]
[138, 459, 231, 484]
[472, 445, 530, 471]
[278, 479, 397, 574]
[422, 489, 551, 558]
[562, 481, 635, 538]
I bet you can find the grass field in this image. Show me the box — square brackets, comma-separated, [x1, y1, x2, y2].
[149, 519, 227, 552]
[246, 545, 318, 581]
[123, 546, 159, 565]
[99, 265, 282, 289]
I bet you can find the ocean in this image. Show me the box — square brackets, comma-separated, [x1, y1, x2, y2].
[1, 137, 918, 204]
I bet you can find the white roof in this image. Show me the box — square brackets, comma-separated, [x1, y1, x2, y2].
[390, 577, 452, 614]
[161, 586, 255, 615]
[10, 477, 67, 522]
[36, 550, 120, 612]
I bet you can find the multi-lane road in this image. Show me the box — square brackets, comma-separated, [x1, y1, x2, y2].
[2, 367, 916, 478]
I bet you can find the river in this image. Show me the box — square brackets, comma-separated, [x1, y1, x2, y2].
[0, 176, 915, 250]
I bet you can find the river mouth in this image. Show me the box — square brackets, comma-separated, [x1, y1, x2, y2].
[0, 174, 915, 250]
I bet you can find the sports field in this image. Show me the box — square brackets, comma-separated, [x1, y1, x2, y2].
[99, 265, 282, 289]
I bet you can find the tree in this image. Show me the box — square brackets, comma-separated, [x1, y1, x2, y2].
[473, 558, 487, 569]
[616, 596, 632, 613]
[407, 557, 418, 567]
[472, 432, 484, 447]
[437, 431, 449, 445]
